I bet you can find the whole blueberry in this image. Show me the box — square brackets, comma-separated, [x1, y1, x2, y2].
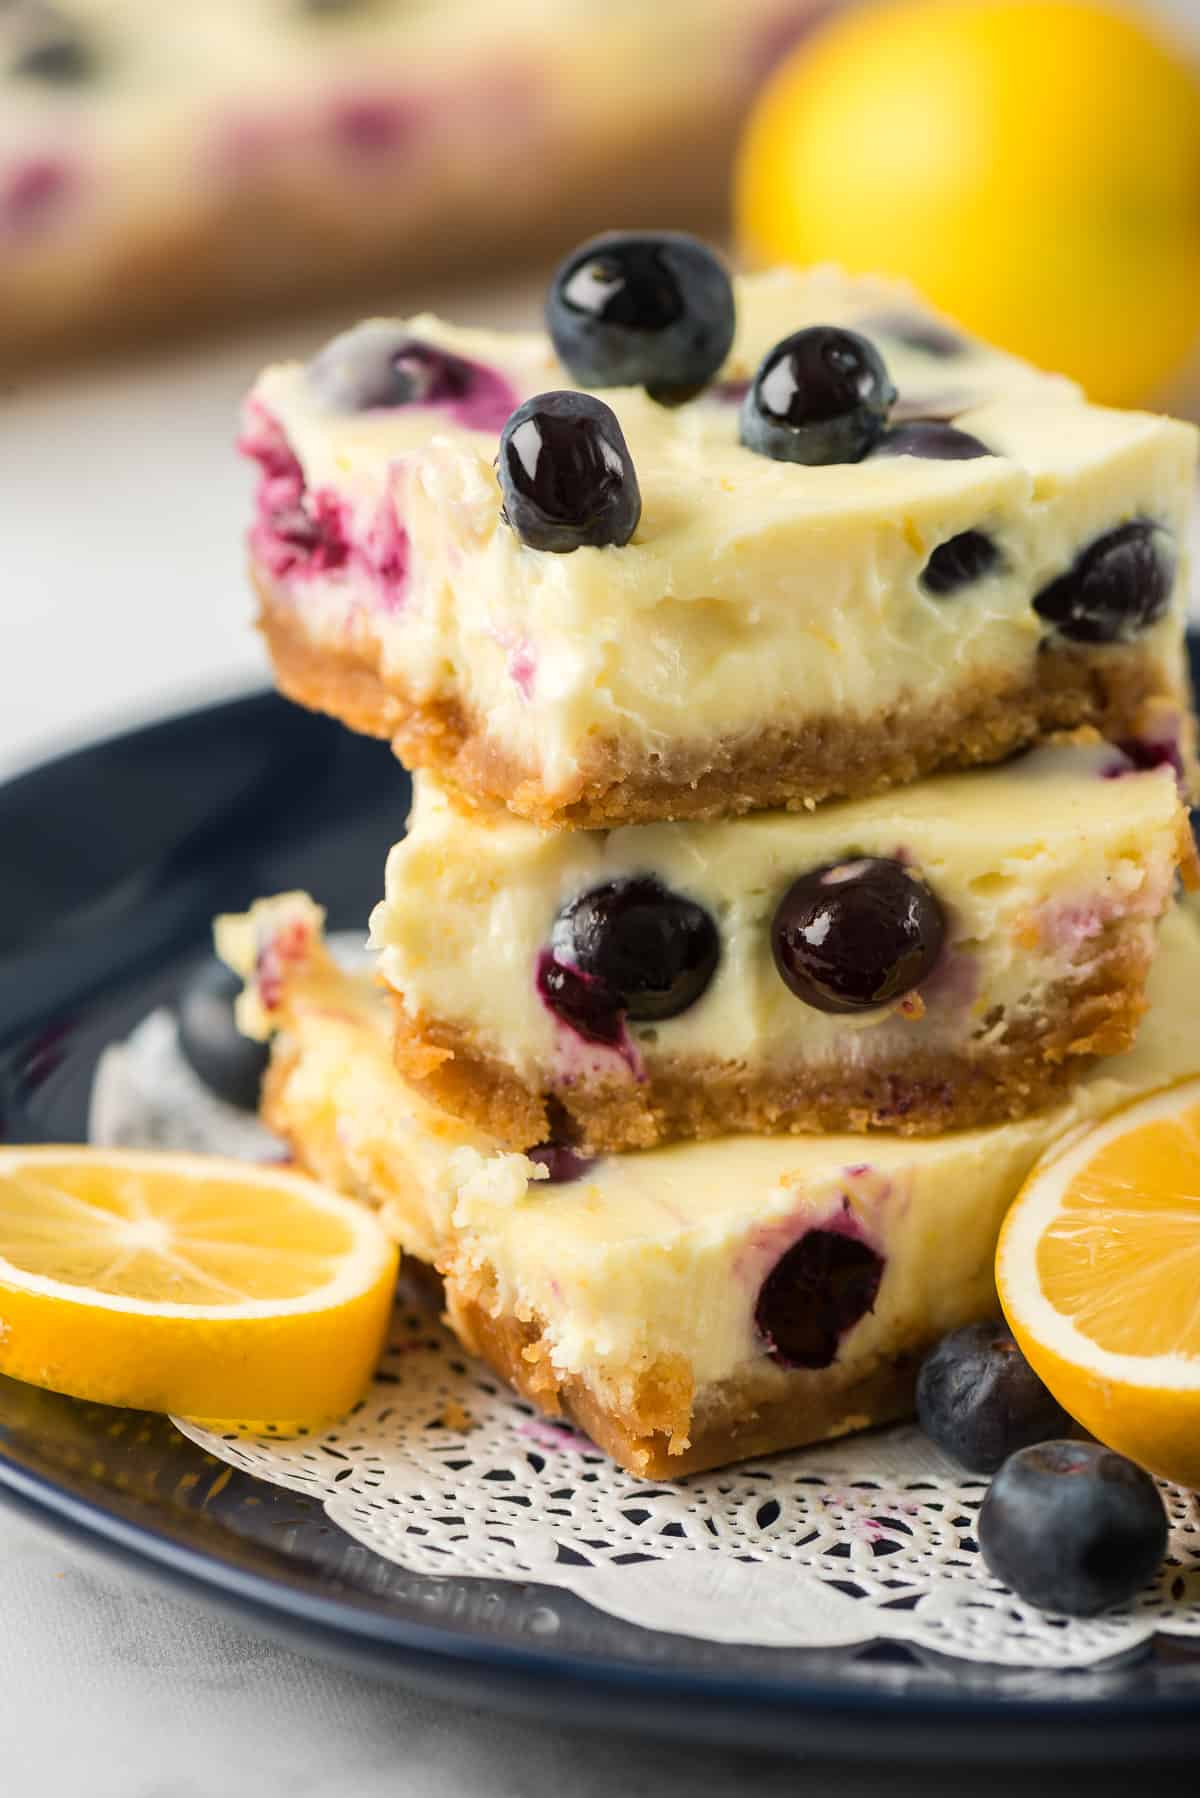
[1033, 521, 1174, 643]
[546, 231, 735, 404]
[550, 877, 719, 1023]
[755, 1230, 885, 1369]
[978, 1441, 1168, 1617]
[922, 529, 1001, 595]
[872, 421, 992, 461]
[497, 392, 641, 553]
[308, 321, 516, 429]
[916, 1322, 1072, 1473]
[772, 858, 945, 1014]
[10, 7, 94, 82]
[176, 958, 269, 1113]
[740, 327, 896, 465]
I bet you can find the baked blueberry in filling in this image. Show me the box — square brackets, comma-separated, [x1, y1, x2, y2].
[922, 528, 1000, 595]
[1033, 520, 1174, 643]
[527, 1141, 596, 1184]
[545, 877, 719, 1028]
[308, 323, 517, 430]
[1110, 733, 1185, 780]
[872, 421, 992, 461]
[535, 952, 626, 1050]
[772, 858, 945, 1013]
[497, 392, 641, 553]
[741, 326, 897, 465]
[863, 311, 966, 359]
[546, 230, 735, 404]
[8, 5, 94, 82]
[755, 1229, 885, 1369]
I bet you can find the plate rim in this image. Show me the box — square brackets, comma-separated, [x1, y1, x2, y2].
[5, 680, 1200, 1759]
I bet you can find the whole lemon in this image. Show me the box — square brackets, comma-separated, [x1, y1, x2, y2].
[736, 0, 1200, 405]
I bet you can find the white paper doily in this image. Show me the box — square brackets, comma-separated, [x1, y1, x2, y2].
[91, 1005, 1200, 1670]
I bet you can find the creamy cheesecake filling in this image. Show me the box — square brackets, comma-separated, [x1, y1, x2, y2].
[218, 893, 1200, 1475]
[245, 268, 1197, 821]
[367, 744, 1190, 1148]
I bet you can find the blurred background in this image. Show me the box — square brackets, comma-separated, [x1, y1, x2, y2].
[3, 0, 1199, 781]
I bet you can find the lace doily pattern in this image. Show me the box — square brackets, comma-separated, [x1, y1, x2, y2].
[97, 1006, 1200, 1668]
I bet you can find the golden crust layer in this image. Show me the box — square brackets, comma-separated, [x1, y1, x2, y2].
[445, 1265, 921, 1479]
[388, 926, 1154, 1152]
[256, 570, 1192, 829]
[263, 1040, 927, 1478]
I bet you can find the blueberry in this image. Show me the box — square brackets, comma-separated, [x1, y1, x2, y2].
[549, 876, 719, 1022]
[916, 1322, 1072, 1473]
[9, 6, 93, 81]
[922, 529, 1000, 595]
[176, 958, 269, 1113]
[546, 231, 735, 404]
[535, 953, 625, 1049]
[872, 421, 992, 461]
[978, 1441, 1168, 1617]
[1033, 521, 1174, 644]
[497, 392, 641, 553]
[740, 327, 896, 466]
[864, 311, 966, 359]
[755, 1230, 884, 1369]
[527, 1141, 596, 1184]
[308, 322, 516, 429]
[1111, 733, 1185, 780]
[772, 858, 945, 1014]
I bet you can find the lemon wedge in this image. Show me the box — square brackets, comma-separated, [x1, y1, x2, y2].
[0, 1147, 398, 1422]
[997, 1077, 1200, 1487]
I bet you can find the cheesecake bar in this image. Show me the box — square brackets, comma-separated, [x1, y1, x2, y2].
[369, 742, 1192, 1151]
[217, 892, 1200, 1478]
[244, 259, 1198, 828]
[0, 0, 826, 361]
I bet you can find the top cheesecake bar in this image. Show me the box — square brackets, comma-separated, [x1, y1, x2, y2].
[243, 238, 1199, 827]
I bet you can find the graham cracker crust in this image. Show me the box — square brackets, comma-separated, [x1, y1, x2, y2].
[261, 1051, 924, 1477]
[263, 1037, 934, 1477]
[256, 570, 1193, 828]
[445, 1265, 923, 1479]
[388, 926, 1156, 1152]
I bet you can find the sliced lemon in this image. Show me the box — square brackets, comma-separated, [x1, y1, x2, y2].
[0, 1147, 398, 1422]
[997, 1077, 1200, 1488]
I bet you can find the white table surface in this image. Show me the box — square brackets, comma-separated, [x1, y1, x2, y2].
[1, 1503, 1198, 1797]
[6, 4, 1200, 1771]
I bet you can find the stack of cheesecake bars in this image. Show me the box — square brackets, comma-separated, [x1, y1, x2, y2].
[220, 235, 1200, 1478]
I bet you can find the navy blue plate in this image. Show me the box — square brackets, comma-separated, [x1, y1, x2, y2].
[3, 684, 1200, 1764]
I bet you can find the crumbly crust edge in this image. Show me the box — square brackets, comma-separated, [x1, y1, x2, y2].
[387, 923, 1157, 1151]
[262, 1037, 931, 1476]
[445, 1269, 925, 1481]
